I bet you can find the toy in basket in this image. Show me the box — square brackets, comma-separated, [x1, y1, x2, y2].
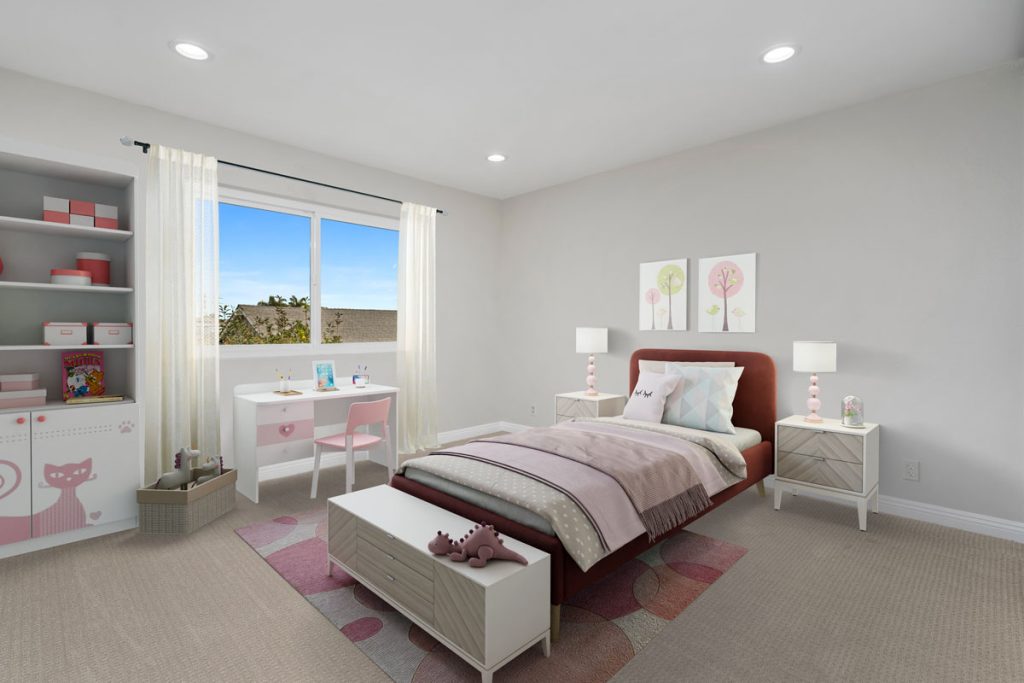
[61, 350, 105, 400]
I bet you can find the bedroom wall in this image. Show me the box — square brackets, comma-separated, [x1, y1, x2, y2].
[0, 67, 505, 467]
[497, 63, 1024, 523]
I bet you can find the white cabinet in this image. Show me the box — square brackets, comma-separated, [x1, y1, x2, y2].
[0, 412, 32, 546]
[29, 403, 140, 538]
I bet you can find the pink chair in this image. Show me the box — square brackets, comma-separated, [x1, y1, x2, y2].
[310, 397, 393, 498]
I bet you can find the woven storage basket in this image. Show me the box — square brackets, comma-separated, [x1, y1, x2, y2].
[137, 469, 237, 534]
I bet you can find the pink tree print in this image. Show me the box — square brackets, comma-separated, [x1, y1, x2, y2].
[707, 260, 744, 331]
[644, 288, 661, 330]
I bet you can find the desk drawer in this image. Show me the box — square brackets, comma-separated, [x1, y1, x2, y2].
[256, 440, 313, 467]
[256, 402, 314, 426]
[357, 545, 434, 623]
[778, 450, 863, 492]
[256, 418, 314, 447]
[777, 426, 863, 464]
[357, 520, 434, 579]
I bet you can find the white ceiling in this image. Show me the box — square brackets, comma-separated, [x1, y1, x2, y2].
[0, 1, 1021, 199]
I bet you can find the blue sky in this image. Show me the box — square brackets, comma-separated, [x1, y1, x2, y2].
[219, 203, 398, 310]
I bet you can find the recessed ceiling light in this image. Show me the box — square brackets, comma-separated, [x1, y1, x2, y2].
[762, 45, 797, 64]
[172, 42, 210, 61]
[487, 153, 507, 163]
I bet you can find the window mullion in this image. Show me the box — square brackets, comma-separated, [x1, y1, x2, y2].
[310, 211, 322, 349]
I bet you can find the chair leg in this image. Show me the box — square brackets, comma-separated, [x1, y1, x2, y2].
[310, 443, 323, 499]
[346, 435, 355, 494]
[385, 425, 394, 481]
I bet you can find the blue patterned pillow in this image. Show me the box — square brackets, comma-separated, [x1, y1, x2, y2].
[662, 364, 744, 434]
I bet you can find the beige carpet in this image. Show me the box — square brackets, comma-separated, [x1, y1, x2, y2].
[1, 450, 1021, 682]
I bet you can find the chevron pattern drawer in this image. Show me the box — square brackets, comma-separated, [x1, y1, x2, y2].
[327, 486, 551, 683]
[554, 392, 626, 424]
[777, 425, 864, 464]
[777, 450, 863, 492]
[773, 417, 880, 532]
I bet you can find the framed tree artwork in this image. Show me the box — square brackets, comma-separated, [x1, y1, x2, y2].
[639, 258, 687, 331]
[698, 253, 756, 333]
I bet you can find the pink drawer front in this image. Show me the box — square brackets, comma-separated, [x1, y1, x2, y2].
[257, 419, 314, 447]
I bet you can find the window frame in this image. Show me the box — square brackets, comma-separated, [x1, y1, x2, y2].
[218, 187, 399, 359]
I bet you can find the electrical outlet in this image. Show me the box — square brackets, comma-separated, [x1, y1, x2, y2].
[903, 460, 920, 481]
[529, 405, 536, 416]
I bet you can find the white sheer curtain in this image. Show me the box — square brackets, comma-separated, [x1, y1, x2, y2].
[397, 202, 439, 455]
[143, 145, 220, 482]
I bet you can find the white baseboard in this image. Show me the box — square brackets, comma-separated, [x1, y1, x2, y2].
[765, 476, 1023, 544]
[0, 518, 137, 560]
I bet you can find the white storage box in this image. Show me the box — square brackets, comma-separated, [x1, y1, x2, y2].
[43, 322, 88, 346]
[0, 388, 46, 410]
[92, 322, 133, 346]
[0, 373, 40, 391]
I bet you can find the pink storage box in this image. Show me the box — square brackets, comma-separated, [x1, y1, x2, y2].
[92, 322, 132, 345]
[43, 322, 88, 346]
[94, 217, 118, 229]
[70, 200, 95, 216]
[0, 373, 40, 391]
[76, 252, 111, 286]
[0, 388, 46, 410]
[43, 210, 71, 224]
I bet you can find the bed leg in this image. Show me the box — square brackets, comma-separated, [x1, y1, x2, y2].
[756, 481, 766, 497]
[550, 605, 561, 643]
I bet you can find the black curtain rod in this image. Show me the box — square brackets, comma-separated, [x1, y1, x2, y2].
[120, 137, 445, 215]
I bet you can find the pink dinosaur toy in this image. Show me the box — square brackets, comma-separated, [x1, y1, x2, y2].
[428, 524, 528, 568]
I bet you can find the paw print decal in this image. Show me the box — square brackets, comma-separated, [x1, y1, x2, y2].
[119, 420, 134, 434]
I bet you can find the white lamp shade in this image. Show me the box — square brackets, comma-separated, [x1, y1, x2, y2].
[793, 341, 837, 373]
[576, 327, 608, 354]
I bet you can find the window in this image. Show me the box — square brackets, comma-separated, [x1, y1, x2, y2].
[217, 191, 399, 353]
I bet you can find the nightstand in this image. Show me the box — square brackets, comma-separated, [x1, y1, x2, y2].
[773, 416, 880, 531]
[554, 391, 626, 424]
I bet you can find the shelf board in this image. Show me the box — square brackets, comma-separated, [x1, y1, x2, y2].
[0, 344, 134, 351]
[0, 215, 133, 241]
[0, 280, 133, 294]
[0, 397, 136, 416]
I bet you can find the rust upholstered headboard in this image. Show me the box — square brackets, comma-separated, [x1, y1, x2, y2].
[629, 349, 777, 445]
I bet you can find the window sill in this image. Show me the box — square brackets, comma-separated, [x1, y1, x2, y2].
[220, 342, 397, 360]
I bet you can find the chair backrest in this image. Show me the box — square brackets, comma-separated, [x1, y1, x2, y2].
[345, 397, 392, 435]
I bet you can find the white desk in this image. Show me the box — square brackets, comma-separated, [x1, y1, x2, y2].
[232, 380, 398, 503]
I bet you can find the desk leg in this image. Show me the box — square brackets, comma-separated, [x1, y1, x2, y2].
[234, 399, 260, 503]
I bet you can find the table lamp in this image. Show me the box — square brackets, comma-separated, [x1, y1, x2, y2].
[793, 341, 837, 423]
[576, 327, 608, 396]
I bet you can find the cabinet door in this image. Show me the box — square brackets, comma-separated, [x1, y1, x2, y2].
[31, 403, 140, 538]
[0, 413, 32, 546]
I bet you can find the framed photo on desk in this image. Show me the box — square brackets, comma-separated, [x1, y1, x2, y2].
[312, 360, 337, 391]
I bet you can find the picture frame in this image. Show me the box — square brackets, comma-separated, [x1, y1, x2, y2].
[312, 360, 338, 391]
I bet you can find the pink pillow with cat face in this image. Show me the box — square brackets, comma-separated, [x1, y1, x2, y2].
[622, 371, 682, 423]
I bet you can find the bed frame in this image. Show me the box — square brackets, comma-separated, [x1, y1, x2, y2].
[391, 348, 776, 638]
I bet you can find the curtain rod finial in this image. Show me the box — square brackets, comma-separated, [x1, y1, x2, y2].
[120, 137, 150, 153]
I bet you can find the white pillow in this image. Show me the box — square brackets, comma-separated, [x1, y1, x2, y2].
[638, 359, 735, 374]
[662, 364, 744, 434]
[623, 371, 682, 423]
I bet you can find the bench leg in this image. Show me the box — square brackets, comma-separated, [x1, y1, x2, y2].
[755, 480, 766, 497]
[550, 605, 561, 643]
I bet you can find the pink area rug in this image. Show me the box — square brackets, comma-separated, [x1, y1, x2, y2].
[236, 508, 745, 682]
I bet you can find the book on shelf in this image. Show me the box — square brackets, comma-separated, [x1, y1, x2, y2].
[61, 350, 105, 400]
[65, 395, 125, 405]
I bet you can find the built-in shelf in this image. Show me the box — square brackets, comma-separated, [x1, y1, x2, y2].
[0, 214, 133, 241]
[0, 397, 136, 416]
[0, 280, 133, 294]
[0, 344, 134, 351]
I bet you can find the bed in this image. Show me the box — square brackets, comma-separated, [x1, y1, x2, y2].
[390, 348, 776, 635]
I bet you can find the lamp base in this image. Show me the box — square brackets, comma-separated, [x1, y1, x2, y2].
[804, 373, 823, 423]
[584, 353, 598, 396]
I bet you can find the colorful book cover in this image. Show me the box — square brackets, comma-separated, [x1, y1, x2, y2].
[61, 351, 105, 401]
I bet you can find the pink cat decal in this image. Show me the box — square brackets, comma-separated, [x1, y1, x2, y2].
[0, 458, 99, 546]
